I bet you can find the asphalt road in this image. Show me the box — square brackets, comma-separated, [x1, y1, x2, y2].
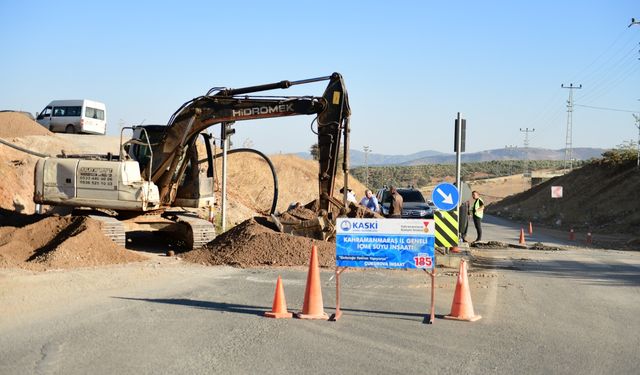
[1, 216, 639, 374]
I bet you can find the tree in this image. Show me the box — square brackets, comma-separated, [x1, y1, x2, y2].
[310, 143, 320, 161]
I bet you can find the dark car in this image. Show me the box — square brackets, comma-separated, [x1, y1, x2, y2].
[375, 187, 434, 219]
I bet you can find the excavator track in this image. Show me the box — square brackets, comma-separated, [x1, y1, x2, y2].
[88, 215, 126, 247]
[163, 211, 216, 249]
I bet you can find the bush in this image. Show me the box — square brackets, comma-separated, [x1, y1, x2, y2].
[596, 148, 636, 167]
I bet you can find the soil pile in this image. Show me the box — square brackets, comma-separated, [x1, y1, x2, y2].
[220, 151, 368, 221]
[182, 217, 336, 268]
[0, 216, 146, 271]
[0, 113, 71, 213]
[0, 112, 51, 138]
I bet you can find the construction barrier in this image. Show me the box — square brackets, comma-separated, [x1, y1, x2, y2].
[334, 218, 437, 324]
[295, 246, 329, 320]
[264, 275, 293, 319]
[434, 209, 459, 248]
[444, 259, 482, 322]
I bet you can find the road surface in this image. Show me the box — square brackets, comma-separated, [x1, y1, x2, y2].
[1, 216, 638, 374]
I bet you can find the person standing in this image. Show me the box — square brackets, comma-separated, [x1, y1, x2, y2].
[387, 186, 404, 218]
[359, 189, 380, 213]
[340, 187, 357, 204]
[471, 190, 484, 242]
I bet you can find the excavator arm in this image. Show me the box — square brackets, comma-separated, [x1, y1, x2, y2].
[147, 72, 350, 213]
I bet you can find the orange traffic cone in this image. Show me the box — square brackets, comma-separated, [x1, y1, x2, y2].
[519, 228, 526, 245]
[569, 228, 576, 241]
[528, 221, 533, 235]
[445, 259, 481, 322]
[264, 275, 293, 319]
[296, 245, 329, 320]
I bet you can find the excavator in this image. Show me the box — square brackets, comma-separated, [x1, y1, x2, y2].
[33, 73, 351, 248]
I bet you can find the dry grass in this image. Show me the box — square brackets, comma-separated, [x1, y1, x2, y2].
[419, 174, 531, 205]
[217, 151, 368, 215]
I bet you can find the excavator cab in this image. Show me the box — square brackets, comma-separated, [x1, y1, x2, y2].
[126, 125, 216, 209]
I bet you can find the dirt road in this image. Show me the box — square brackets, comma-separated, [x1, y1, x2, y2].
[1, 220, 638, 374]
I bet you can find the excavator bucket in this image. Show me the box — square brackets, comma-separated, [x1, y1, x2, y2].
[269, 214, 331, 241]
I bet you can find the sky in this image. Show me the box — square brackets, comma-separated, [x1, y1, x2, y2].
[1, 0, 638, 156]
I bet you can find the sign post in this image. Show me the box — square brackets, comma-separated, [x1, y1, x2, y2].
[334, 218, 437, 324]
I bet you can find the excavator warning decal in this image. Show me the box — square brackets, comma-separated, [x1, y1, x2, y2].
[332, 91, 341, 105]
[435, 209, 459, 248]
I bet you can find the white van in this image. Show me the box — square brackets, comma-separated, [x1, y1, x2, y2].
[36, 99, 107, 135]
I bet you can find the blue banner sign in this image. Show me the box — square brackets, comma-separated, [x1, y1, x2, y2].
[336, 218, 436, 270]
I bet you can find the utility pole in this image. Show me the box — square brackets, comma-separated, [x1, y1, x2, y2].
[519, 128, 535, 178]
[561, 83, 582, 170]
[363, 145, 371, 187]
[629, 20, 639, 168]
[634, 114, 640, 169]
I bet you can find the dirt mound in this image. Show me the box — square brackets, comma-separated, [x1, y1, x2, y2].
[182, 217, 336, 268]
[281, 205, 319, 221]
[220, 152, 368, 223]
[345, 201, 384, 218]
[0, 112, 51, 138]
[0, 113, 74, 213]
[0, 215, 146, 271]
[488, 160, 640, 236]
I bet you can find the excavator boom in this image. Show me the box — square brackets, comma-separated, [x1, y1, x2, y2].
[149, 72, 350, 212]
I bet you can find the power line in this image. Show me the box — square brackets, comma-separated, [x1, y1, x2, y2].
[574, 104, 638, 113]
[576, 53, 639, 104]
[570, 23, 639, 105]
[568, 26, 635, 84]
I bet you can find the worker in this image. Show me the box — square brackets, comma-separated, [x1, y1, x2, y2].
[340, 187, 357, 204]
[471, 190, 484, 242]
[387, 186, 403, 218]
[359, 189, 380, 212]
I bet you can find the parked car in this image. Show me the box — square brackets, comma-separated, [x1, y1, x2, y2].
[36, 99, 107, 135]
[375, 187, 434, 219]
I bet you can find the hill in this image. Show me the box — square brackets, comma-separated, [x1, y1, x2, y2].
[218, 151, 368, 226]
[487, 150, 640, 239]
[348, 149, 447, 166]
[297, 147, 606, 166]
[400, 147, 605, 165]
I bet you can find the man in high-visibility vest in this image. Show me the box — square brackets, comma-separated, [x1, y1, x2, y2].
[471, 190, 484, 243]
